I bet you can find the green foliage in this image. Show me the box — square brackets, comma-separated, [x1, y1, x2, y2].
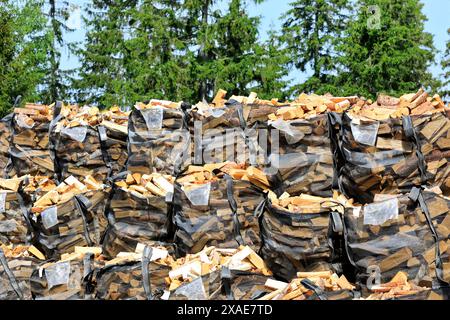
[280, 0, 350, 96]
[0, 1, 50, 117]
[334, 0, 437, 99]
[442, 28, 450, 101]
[39, 0, 74, 104]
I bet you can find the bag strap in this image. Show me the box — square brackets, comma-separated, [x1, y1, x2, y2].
[97, 125, 113, 178]
[141, 246, 154, 300]
[224, 175, 245, 246]
[221, 267, 234, 300]
[300, 278, 327, 300]
[74, 196, 94, 246]
[402, 116, 427, 185]
[0, 248, 24, 300]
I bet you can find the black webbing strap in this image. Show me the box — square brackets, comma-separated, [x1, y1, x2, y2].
[224, 175, 245, 246]
[402, 116, 427, 185]
[0, 248, 24, 299]
[73, 196, 94, 246]
[48, 101, 64, 182]
[97, 125, 113, 178]
[221, 267, 234, 300]
[327, 112, 343, 190]
[300, 278, 327, 300]
[410, 188, 448, 285]
[142, 246, 154, 300]
[82, 253, 94, 278]
[16, 192, 33, 242]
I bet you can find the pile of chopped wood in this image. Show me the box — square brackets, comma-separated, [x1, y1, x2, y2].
[260, 191, 345, 281]
[30, 246, 103, 300]
[348, 90, 446, 121]
[361, 271, 430, 300]
[0, 244, 43, 300]
[173, 163, 267, 254]
[51, 105, 111, 182]
[259, 270, 355, 300]
[167, 245, 271, 291]
[10, 103, 55, 177]
[102, 173, 175, 257]
[30, 175, 109, 258]
[0, 177, 32, 245]
[127, 100, 189, 176]
[343, 193, 438, 287]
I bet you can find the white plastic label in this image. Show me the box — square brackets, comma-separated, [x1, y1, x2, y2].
[0, 193, 6, 213]
[351, 121, 379, 146]
[45, 261, 71, 289]
[174, 277, 208, 300]
[41, 206, 58, 229]
[182, 183, 211, 206]
[142, 107, 163, 130]
[363, 198, 399, 225]
[61, 126, 88, 142]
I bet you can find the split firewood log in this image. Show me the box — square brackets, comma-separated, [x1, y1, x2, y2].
[102, 172, 175, 258]
[258, 270, 355, 300]
[343, 192, 439, 289]
[173, 163, 267, 255]
[0, 244, 45, 300]
[30, 246, 103, 300]
[31, 175, 110, 259]
[127, 100, 189, 176]
[93, 244, 175, 300]
[260, 191, 349, 281]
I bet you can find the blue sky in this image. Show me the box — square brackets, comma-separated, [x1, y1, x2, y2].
[61, 0, 450, 84]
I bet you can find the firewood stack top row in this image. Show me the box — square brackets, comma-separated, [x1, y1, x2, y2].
[0, 88, 450, 300]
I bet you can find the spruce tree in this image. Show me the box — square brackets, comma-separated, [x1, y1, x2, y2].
[442, 28, 450, 101]
[335, 0, 436, 98]
[40, 0, 74, 103]
[0, 0, 50, 116]
[280, 0, 350, 96]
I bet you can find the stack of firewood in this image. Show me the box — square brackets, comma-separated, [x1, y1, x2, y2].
[360, 271, 433, 300]
[98, 106, 129, 176]
[30, 246, 103, 300]
[0, 176, 31, 245]
[31, 175, 109, 258]
[51, 104, 111, 183]
[93, 244, 174, 300]
[127, 100, 189, 176]
[0, 244, 44, 300]
[173, 162, 268, 254]
[10, 104, 55, 177]
[102, 172, 175, 257]
[258, 270, 355, 300]
[343, 193, 438, 289]
[338, 89, 450, 203]
[260, 191, 347, 281]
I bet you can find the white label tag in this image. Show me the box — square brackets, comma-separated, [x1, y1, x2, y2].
[182, 183, 211, 206]
[363, 198, 399, 225]
[41, 206, 58, 229]
[61, 126, 88, 142]
[351, 121, 379, 146]
[45, 261, 71, 289]
[142, 107, 163, 130]
[0, 193, 6, 213]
